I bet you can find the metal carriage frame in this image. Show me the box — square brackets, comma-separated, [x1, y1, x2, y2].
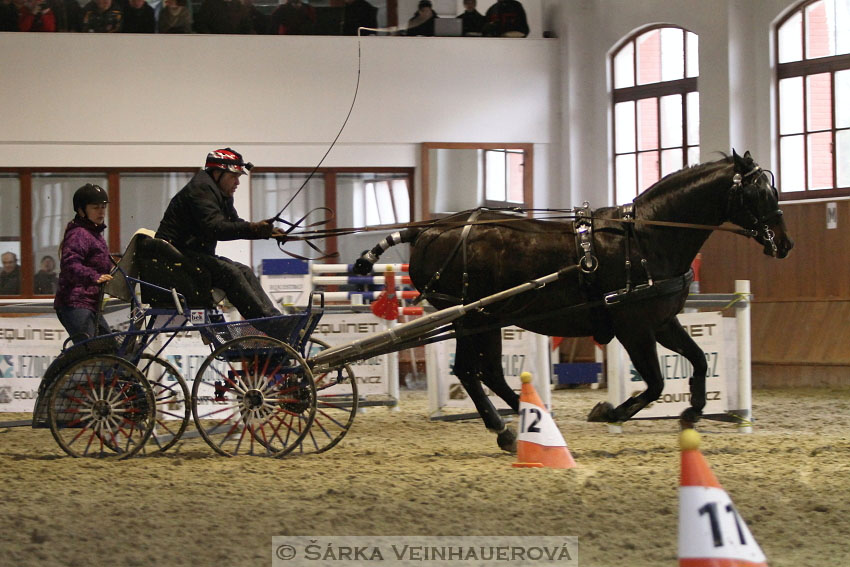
[37, 268, 359, 460]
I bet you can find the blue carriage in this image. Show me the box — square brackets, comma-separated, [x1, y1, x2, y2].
[33, 231, 357, 459]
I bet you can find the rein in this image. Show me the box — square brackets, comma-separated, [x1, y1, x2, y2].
[280, 212, 757, 244]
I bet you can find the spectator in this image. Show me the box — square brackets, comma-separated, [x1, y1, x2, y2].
[341, 0, 375, 36]
[406, 0, 436, 37]
[157, 0, 192, 33]
[121, 0, 154, 32]
[54, 184, 113, 344]
[270, 0, 314, 35]
[483, 0, 528, 37]
[0, 0, 19, 31]
[243, 0, 268, 34]
[0, 252, 21, 295]
[457, 0, 485, 36]
[81, 0, 122, 32]
[195, 0, 253, 34]
[50, 0, 82, 31]
[34, 255, 58, 295]
[18, 0, 56, 31]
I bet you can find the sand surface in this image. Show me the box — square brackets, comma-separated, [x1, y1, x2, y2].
[1, 386, 849, 567]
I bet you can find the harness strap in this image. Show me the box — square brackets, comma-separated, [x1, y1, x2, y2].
[415, 208, 482, 305]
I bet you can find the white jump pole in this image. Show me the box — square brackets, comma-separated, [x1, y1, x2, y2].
[735, 279, 753, 434]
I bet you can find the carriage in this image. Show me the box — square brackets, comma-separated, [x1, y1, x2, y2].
[33, 151, 794, 459]
[33, 231, 357, 459]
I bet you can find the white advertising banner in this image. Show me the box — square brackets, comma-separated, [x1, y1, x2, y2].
[608, 311, 735, 419]
[426, 327, 551, 414]
[310, 313, 394, 397]
[0, 317, 68, 412]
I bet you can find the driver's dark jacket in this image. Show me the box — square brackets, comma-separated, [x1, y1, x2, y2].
[156, 169, 255, 256]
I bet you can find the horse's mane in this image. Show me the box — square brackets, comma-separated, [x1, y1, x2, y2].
[633, 155, 734, 206]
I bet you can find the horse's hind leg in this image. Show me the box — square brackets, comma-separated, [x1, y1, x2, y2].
[453, 331, 517, 453]
[587, 331, 664, 423]
[656, 317, 708, 426]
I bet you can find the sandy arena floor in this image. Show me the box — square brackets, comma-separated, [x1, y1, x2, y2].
[1, 386, 849, 567]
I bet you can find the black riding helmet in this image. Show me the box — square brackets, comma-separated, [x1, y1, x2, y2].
[73, 184, 109, 215]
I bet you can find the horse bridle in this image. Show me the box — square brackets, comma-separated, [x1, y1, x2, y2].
[727, 165, 783, 256]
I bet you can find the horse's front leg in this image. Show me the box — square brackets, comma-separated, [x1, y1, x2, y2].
[453, 331, 517, 453]
[656, 317, 708, 426]
[587, 331, 664, 423]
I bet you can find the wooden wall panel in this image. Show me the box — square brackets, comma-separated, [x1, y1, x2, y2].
[701, 201, 850, 301]
[700, 201, 850, 383]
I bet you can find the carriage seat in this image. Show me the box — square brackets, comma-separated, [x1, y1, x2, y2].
[133, 234, 225, 309]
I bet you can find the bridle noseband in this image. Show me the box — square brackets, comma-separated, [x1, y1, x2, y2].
[727, 165, 783, 256]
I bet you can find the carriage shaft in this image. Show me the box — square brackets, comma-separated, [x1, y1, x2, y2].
[308, 266, 576, 371]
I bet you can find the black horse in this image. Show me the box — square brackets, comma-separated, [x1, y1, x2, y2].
[353, 151, 793, 451]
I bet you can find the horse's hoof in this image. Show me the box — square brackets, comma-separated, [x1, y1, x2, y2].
[352, 258, 373, 275]
[680, 407, 702, 428]
[587, 401, 615, 423]
[497, 426, 517, 453]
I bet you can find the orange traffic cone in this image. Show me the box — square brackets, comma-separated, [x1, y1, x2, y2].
[512, 372, 576, 469]
[678, 429, 768, 567]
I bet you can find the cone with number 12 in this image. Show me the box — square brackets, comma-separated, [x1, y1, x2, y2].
[512, 372, 575, 469]
[679, 428, 768, 566]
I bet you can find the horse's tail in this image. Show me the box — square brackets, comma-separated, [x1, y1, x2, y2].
[352, 227, 422, 275]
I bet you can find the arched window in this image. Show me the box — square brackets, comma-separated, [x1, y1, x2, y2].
[611, 26, 699, 203]
[776, 0, 850, 197]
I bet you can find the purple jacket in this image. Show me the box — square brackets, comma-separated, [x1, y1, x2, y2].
[54, 217, 112, 311]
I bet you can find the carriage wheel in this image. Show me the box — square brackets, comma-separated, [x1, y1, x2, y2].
[191, 336, 316, 457]
[299, 337, 358, 453]
[48, 355, 155, 459]
[136, 354, 191, 455]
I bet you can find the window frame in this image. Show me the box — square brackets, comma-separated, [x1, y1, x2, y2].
[420, 142, 533, 220]
[775, 0, 850, 199]
[0, 166, 414, 300]
[610, 24, 699, 204]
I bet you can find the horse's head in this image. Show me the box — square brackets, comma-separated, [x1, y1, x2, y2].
[726, 150, 794, 258]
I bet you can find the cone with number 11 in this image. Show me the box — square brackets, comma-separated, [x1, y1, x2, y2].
[679, 428, 768, 566]
[512, 372, 575, 469]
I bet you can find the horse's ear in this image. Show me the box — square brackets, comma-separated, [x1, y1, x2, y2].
[732, 149, 745, 170]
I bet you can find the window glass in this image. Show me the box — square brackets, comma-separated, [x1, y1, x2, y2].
[613, 42, 635, 89]
[686, 31, 699, 78]
[687, 146, 701, 166]
[808, 132, 834, 189]
[0, 175, 21, 296]
[661, 149, 683, 178]
[636, 29, 661, 85]
[686, 92, 700, 146]
[390, 180, 410, 223]
[779, 11, 804, 63]
[780, 135, 806, 192]
[637, 98, 658, 151]
[32, 174, 108, 296]
[835, 69, 850, 128]
[638, 151, 660, 192]
[806, 0, 833, 59]
[119, 172, 192, 248]
[660, 94, 683, 148]
[507, 151, 525, 203]
[485, 150, 507, 202]
[837, 0, 850, 55]
[806, 73, 832, 131]
[660, 28, 684, 81]
[250, 173, 325, 269]
[615, 102, 636, 153]
[837, 129, 850, 187]
[779, 77, 804, 135]
[615, 155, 637, 202]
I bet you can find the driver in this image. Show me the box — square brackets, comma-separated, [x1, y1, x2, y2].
[155, 148, 289, 333]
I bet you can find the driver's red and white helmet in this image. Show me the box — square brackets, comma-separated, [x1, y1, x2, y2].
[204, 148, 253, 175]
